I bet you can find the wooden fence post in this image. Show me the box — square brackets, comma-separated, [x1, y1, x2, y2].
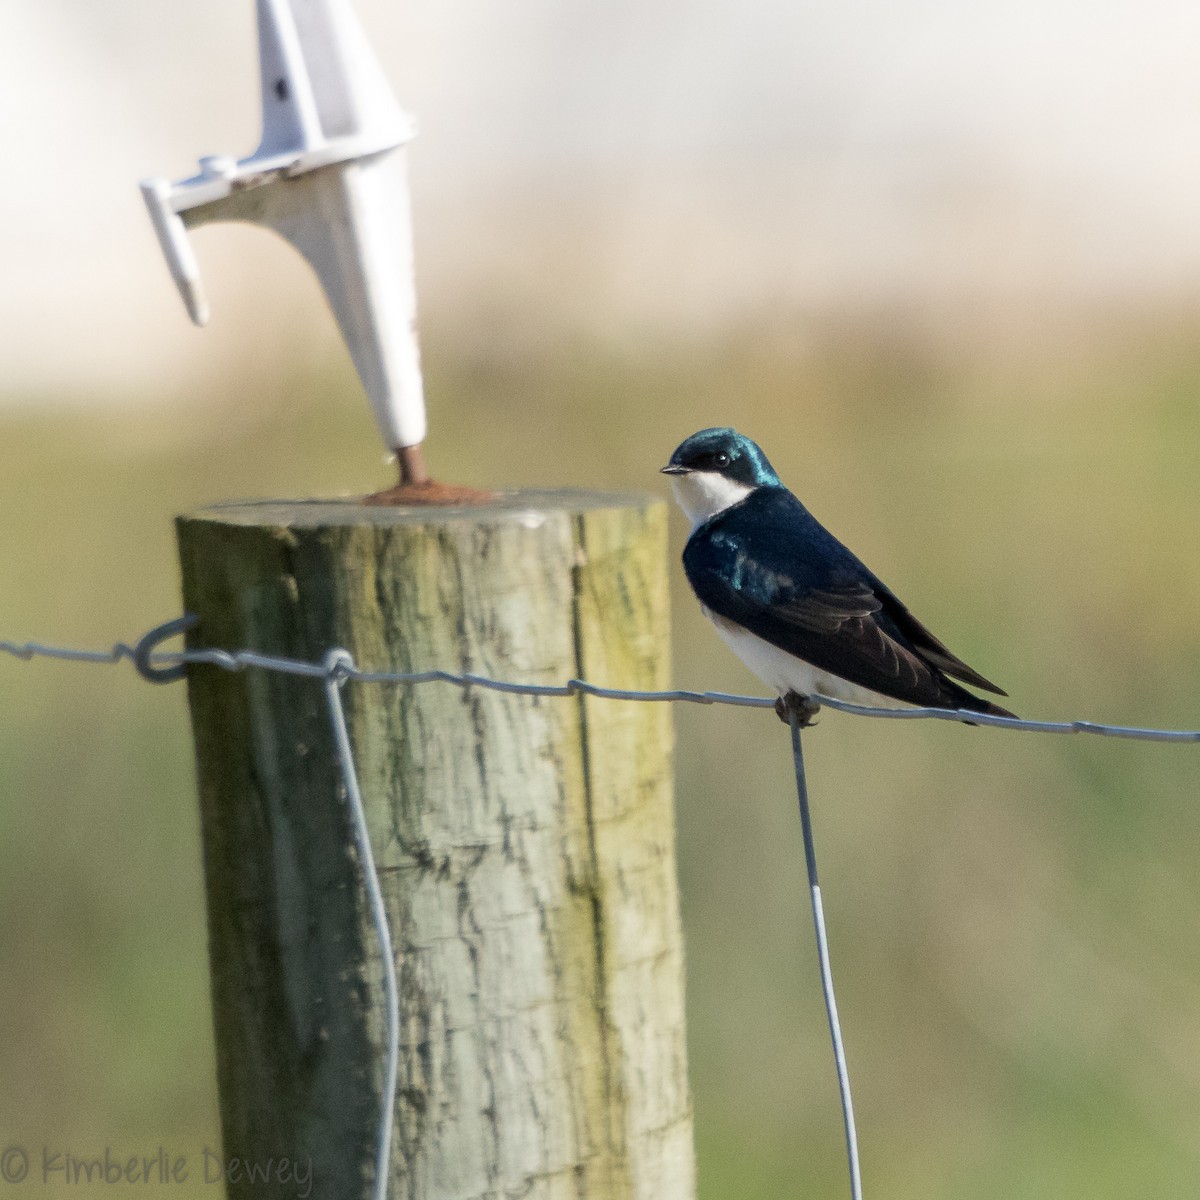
[175, 493, 695, 1200]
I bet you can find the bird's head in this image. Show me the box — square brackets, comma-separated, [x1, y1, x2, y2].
[661, 428, 781, 528]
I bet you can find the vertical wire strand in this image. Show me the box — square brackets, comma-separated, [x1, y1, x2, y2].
[789, 711, 863, 1200]
[323, 653, 399, 1200]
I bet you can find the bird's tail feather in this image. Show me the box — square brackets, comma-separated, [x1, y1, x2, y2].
[948, 683, 1017, 722]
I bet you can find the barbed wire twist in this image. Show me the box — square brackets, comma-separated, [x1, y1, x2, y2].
[4, 623, 1198, 741]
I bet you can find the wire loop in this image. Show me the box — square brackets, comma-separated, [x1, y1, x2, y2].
[131, 614, 199, 684]
[322, 647, 357, 687]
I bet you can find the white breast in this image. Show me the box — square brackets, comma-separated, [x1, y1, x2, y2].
[704, 609, 914, 709]
[670, 472, 755, 529]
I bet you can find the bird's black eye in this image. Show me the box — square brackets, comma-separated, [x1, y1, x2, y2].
[712, 451, 730, 468]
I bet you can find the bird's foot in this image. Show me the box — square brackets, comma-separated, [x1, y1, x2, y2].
[775, 691, 821, 728]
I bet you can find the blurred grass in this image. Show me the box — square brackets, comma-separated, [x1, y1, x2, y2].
[2, 308, 1200, 1196]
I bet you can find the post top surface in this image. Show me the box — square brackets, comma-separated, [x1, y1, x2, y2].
[179, 489, 663, 529]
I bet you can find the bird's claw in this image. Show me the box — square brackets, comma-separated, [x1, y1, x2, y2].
[775, 692, 821, 728]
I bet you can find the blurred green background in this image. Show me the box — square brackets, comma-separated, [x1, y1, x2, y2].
[2, 308, 1200, 1197]
[7, 0, 1200, 1194]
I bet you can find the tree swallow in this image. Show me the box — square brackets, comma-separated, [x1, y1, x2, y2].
[662, 427, 1014, 723]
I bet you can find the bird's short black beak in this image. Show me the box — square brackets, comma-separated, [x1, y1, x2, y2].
[660, 464, 690, 475]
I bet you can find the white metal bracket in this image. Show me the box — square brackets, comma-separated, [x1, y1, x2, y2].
[141, 0, 427, 451]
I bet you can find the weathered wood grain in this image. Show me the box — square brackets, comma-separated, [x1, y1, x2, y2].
[176, 492, 694, 1200]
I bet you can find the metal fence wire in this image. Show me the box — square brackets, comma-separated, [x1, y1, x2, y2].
[6, 616, 1200, 1200]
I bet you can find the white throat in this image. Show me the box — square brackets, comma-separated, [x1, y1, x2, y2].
[669, 471, 755, 529]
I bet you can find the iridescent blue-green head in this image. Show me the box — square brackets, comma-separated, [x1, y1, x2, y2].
[661, 428, 781, 527]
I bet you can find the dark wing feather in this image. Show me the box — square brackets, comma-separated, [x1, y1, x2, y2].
[770, 579, 882, 633]
[684, 488, 1010, 712]
[869, 588, 1007, 695]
